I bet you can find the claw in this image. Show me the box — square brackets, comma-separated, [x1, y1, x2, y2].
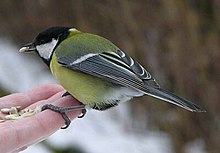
[41, 104, 85, 129]
[78, 109, 87, 118]
[60, 112, 71, 129]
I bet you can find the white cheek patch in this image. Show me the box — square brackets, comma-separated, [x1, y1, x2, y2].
[36, 38, 58, 60]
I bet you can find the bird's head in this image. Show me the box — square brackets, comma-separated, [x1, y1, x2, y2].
[19, 26, 73, 65]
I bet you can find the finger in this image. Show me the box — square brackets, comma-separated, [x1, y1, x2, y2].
[0, 84, 64, 109]
[25, 90, 66, 109]
[26, 84, 64, 104]
[0, 92, 80, 153]
[13, 146, 27, 153]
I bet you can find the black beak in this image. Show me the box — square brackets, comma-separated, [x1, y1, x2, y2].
[19, 43, 36, 52]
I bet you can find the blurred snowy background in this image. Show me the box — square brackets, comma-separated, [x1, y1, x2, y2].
[0, 1, 219, 153]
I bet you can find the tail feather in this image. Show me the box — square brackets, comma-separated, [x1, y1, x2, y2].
[143, 86, 205, 112]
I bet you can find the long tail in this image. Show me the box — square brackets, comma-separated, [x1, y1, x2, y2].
[144, 85, 205, 112]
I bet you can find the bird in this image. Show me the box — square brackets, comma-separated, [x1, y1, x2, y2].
[19, 26, 205, 128]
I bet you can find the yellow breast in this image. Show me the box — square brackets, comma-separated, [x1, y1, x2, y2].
[50, 54, 111, 106]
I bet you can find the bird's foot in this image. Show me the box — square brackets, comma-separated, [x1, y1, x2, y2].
[0, 103, 86, 129]
[41, 104, 86, 129]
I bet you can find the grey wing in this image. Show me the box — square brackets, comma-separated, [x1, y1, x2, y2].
[57, 50, 205, 112]
[57, 50, 158, 93]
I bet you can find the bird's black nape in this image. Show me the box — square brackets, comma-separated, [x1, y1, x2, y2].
[34, 26, 71, 46]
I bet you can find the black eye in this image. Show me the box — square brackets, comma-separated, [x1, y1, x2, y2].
[39, 40, 45, 44]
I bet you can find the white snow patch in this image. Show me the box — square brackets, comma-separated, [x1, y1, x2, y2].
[184, 139, 207, 153]
[46, 105, 174, 153]
[0, 39, 56, 92]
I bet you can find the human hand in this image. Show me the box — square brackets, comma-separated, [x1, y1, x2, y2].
[0, 84, 81, 153]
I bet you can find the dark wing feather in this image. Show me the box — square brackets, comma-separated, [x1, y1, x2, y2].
[58, 52, 148, 91]
[57, 50, 205, 112]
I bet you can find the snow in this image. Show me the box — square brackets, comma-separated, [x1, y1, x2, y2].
[47, 107, 174, 153]
[184, 139, 207, 153]
[0, 39, 176, 153]
[0, 39, 55, 92]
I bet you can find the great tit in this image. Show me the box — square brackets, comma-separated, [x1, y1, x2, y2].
[19, 26, 205, 128]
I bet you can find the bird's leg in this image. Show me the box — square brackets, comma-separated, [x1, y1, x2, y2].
[61, 91, 87, 118]
[41, 104, 86, 129]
